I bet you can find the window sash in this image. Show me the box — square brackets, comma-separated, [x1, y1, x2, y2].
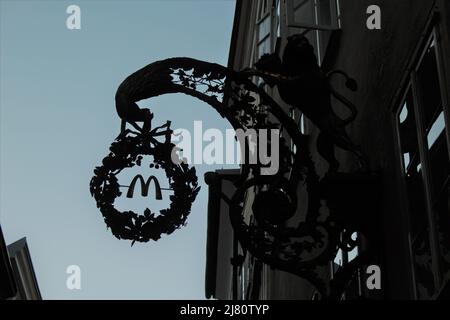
[285, 0, 340, 31]
[414, 31, 450, 202]
[410, 70, 443, 290]
[257, 0, 271, 20]
[394, 27, 450, 296]
[428, 30, 450, 160]
[256, 10, 271, 25]
[284, 0, 341, 65]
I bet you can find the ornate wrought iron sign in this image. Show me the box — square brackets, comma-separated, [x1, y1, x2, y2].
[90, 35, 379, 299]
[90, 121, 200, 244]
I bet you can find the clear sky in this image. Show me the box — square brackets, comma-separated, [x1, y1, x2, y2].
[0, 0, 236, 299]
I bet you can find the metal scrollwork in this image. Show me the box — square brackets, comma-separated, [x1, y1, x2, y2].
[91, 35, 376, 299]
[90, 123, 200, 245]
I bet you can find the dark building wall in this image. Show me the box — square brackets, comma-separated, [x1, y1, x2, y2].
[213, 0, 450, 300]
[0, 226, 16, 299]
[7, 237, 42, 300]
[317, 0, 448, 299]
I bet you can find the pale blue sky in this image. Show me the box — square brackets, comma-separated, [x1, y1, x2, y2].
[0, 0, 236, 299]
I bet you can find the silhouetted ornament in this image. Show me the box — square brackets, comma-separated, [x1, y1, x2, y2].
[253, 187, 296, 225]
[90, 126, 200, 244]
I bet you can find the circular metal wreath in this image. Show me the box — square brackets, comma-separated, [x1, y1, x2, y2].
[89, 132, 200, 244]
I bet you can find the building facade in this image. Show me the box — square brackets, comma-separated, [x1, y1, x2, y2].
[0, 225, 17, 299]
[205, 0, 450, 300]
[0, 227, 41, 300]
[7, 237, 42, 300]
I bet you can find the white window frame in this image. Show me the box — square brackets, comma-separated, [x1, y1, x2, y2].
[285, 0, 341, 31]
[393, 26, 450, 298]
[283, 0, 341, 64]
[254, 0, 282, 62]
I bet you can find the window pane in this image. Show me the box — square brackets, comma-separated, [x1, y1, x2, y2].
[417, 40, 443, 132]
[292, 0, 338, 27]
[276, 0, 281, 37]
[318, 0, 332, 25]
[398, 89, 435, 299]
[257, 38, 271, 58]
[427, 113, 449, 196]
[258, 16, 270, 41]
[293, 0, 315, 24]
[399, 93, 419, 172]
[427, 112, 445, 148]
[317, 0, 333, 61]
[258, 0, 270, 19]
[263, 0, 269, 14]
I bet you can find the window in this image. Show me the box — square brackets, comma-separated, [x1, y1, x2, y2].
[286, 0, 341, 64]
[397, 88, 435, 298]
[256, 1, 271, 59]
[253, 0, 340, 67]
[395, 29, 450, 299]
[256, 0, 281, 61]
[252, 1, 282, 87]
